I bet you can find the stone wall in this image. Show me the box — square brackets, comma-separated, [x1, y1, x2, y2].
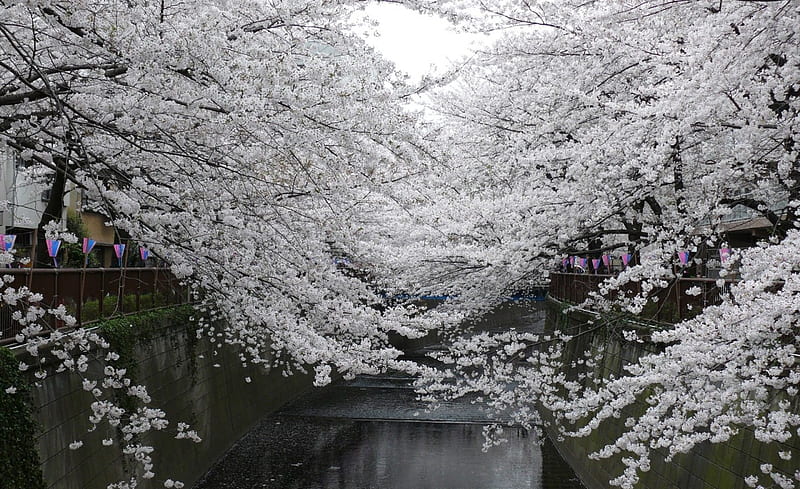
[13, 306, 312, 489]
[544, 298, 800, 489]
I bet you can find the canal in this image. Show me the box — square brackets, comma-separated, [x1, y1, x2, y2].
[194, 303, 585, 489]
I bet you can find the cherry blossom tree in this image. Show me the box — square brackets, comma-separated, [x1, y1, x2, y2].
[1, 1, 450, 486]
[1, 0, 450, 378]
[392, 1, 800, 487]
[2, 1, 799, 488]
[395, 0, 798, 293]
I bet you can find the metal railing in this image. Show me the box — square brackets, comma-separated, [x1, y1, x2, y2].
[0, 268, 186, 344]
[548, 272, 735, 323]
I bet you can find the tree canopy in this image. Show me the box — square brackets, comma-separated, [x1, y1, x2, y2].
[1, 1, 799, 488]
[400, 2, 800, 487]
[1, 0, 447, 378]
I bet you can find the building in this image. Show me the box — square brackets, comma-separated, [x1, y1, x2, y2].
[1, 147, 117, 267]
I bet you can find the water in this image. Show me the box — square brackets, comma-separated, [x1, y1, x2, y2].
[194, 303, 585, 489]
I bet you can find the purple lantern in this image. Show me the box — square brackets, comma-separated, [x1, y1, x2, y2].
[82, 238, 96, 254]
[82, 238, 97, 267]
[46, 239, 61, 257]
[114, 244, 126, 267]
[46, 239, 62, 267]
[0, 234, 16, 252]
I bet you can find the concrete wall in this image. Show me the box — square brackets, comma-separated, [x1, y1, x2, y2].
[544, 299, 800, 489]
[16, 307, 312, 489]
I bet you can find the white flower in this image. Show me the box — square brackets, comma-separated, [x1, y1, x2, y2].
[69, 440, 83, 450]
[621, 330, 639, 342]
[684, 286, 702, 296]
[5, 386, 17, 394]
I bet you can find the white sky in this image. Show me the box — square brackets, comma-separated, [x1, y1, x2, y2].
[356, 3, 482, 81]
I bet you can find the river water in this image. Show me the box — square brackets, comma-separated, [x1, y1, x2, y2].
[194, 303, 585, 489]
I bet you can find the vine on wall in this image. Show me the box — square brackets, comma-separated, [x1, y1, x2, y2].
[99, 306, 195, 382]
[0, 346, 46, 489]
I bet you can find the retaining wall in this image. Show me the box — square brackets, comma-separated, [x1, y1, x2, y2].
[11, 306, 312, 489]
[544, 298, 800, 489]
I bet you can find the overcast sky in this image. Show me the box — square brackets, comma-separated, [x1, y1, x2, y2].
[356, 3, 482, 81]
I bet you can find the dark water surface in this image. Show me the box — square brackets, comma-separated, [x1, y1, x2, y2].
[194, 304, 585, 489]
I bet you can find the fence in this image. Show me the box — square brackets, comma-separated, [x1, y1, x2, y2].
[0, 268, 186, 344]
[548, 272, 735, 323]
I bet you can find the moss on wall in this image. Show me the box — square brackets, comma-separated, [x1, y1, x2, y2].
[97, 306, 195, 416]
[0, 347, 46, 489]
[19, 303, 313, 489]
[98, 305, 195, 380]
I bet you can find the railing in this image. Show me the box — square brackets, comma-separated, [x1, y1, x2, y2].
[0, 268, 186, 344]
[548, 272, 735, 323]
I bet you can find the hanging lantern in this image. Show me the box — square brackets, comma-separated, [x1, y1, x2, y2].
[82, 238, 96, 254]
[114, 244, 126, 267]
[0, 234, 16, 252]
[46, 239, 62, 267]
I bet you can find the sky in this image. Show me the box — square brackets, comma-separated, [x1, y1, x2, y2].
[356, 3, 482, 81]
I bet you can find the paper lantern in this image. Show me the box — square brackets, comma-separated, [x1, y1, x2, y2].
[82, 238, 96, 254]
[46, 239, 61, 257]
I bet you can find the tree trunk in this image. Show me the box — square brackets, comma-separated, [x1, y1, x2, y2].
[35, 156, 68, 268]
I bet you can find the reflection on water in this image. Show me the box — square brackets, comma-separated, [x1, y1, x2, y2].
[195, 414, 586, 489]
[327, 422, 537, 489]
[250, 418, 541, 489]
[195, 303, 584, 489]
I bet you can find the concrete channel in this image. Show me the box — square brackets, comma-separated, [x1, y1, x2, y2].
[194, 303, 586, 489]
